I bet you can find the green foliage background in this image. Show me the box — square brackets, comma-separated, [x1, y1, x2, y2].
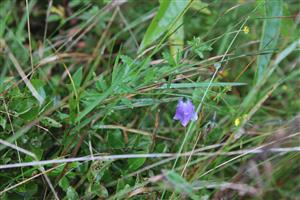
[0, 0, 300, 199]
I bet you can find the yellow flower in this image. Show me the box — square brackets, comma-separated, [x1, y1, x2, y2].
[234, 118, 241, 127]
[243, 26, 250, 34]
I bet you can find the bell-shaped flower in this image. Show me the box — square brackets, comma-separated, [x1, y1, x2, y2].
[173, 99, 198, 127]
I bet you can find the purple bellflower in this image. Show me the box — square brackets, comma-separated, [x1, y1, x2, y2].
[173, 98, 198, 127]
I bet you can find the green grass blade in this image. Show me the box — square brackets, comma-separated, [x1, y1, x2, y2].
[139, 0, 191, 52]
[168, 15, 184, 57]
[158, 82, 246, 89]
[240, 37, 300, 113]
[255, 0, 283, 84]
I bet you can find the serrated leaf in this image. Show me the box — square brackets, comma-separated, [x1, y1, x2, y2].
[187, 37, 212, 59]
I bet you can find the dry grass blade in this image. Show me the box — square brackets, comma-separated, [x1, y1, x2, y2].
[2, 142, 300, 170]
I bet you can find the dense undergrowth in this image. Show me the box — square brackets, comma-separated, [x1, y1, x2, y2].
[0, 0, 300, 199]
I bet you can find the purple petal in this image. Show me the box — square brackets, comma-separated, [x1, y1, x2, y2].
[181, 117, 190, 127]
[173, 98, 198, 126]
[173, 113, 181, 120]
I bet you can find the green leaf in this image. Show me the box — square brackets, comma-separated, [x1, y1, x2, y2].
[59, 176, 70, 191]
[139, 0, 191, 52]
[31, 79, 46, 103]
[0, 116, 7, 130]
[40, 117, 62, 128]
[90, 182, 108, 198]
[95, 75, 108, 91]
[107, 129, 125, 149]
[69, 96, 77, 124]
[76, 86, 113, 122]
[190, 0, 210, 14]
[19, 107, 39, 121]
[88, 160, 112, 182]
[163, 170, 199, 200]
[255, 0, 283, 84]
[128, 156, 146, 171]
[16, 183, 38, 197]
[120, 98, 134, 109]
[0, 1, 11, 37]
[187, 37, 212, 59]
[168, 14, 184, 59]
[66, 187, 79, 200]
[73, 67, 83, 89]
